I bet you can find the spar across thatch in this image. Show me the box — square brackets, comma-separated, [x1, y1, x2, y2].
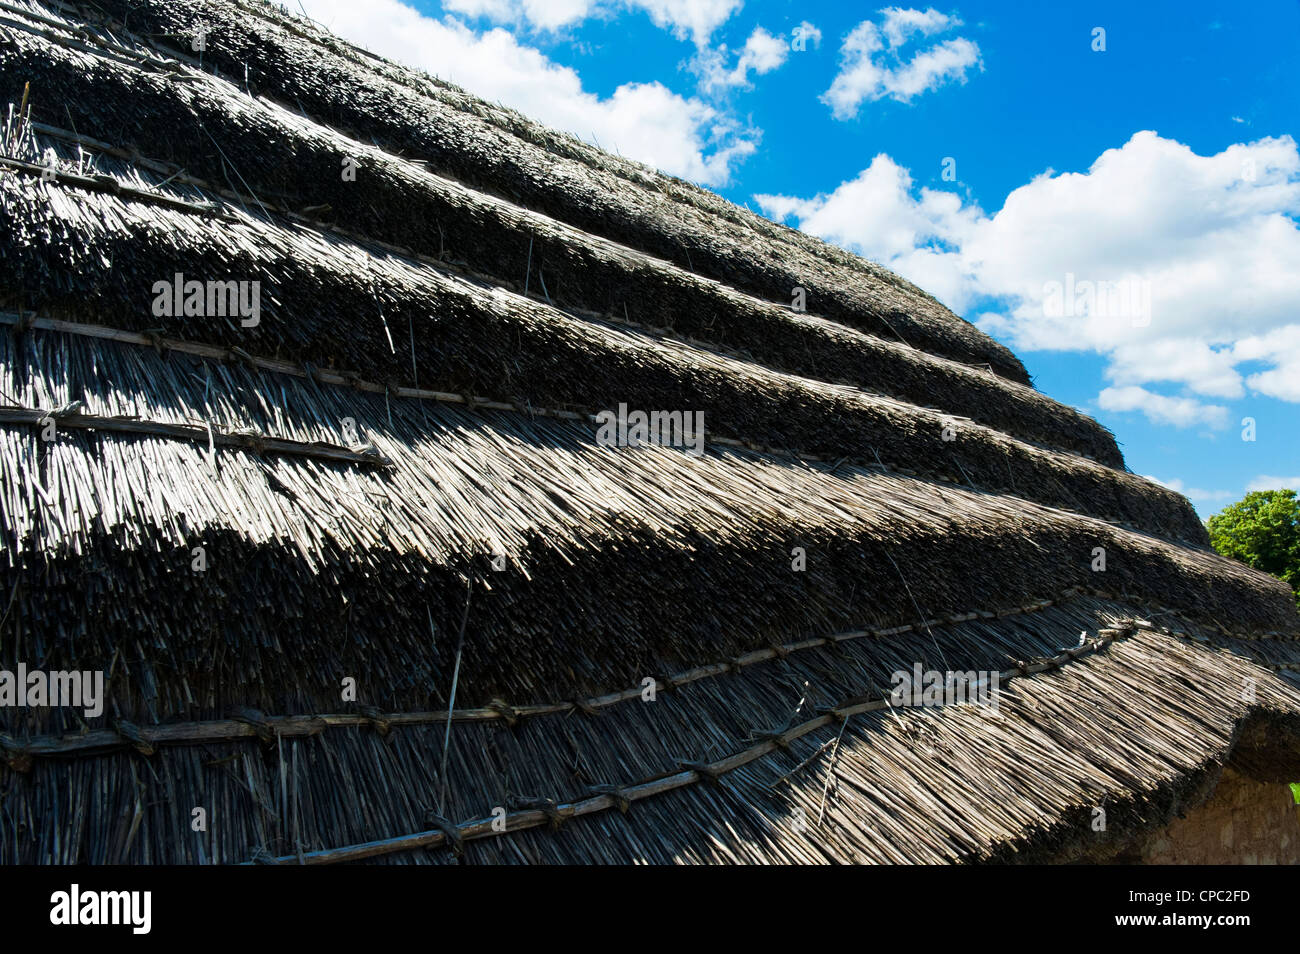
[0, 0, 1297, 865]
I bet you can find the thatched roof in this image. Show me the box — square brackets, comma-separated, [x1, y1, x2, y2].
[1, 0, 1297, 864]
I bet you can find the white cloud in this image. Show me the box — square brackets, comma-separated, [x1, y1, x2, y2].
[1104, 338, 1244, 400]
[883, 38, 980, 100]
[441, 0, 740, 43]
[1097, 386, 1229, 429]
[297, 0, 757, 184]
[521, 0, 595, 31]
[1145, 475, 1236, 507]
[1247, 475, 1300, 492]
[756, 131, 1300, 423]
[879, 6, 960, 47]
[822, 9, 981, 118]
[755, 153, 981, 307]
[441, 0, 579, 29]
[736, 27, 788, 76]
[443, 0, 545, 25]
[964, 133, 1300, 353]
[1234, 325, 1300, 401]
[634, 0, 743, 45]
[693, 26, 789, 93]
[968, 133, 1300, 408]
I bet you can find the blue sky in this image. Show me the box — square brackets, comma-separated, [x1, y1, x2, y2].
[300, 0, 1300, 517]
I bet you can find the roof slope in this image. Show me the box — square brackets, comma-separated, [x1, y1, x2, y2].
[1, 0, 1297, 865]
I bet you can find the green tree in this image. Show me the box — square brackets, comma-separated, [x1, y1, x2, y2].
[1207, 489, 1300, 607]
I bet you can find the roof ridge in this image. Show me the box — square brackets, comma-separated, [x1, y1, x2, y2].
[0, 314, 1201, 546]
[14, 123, 1049, 393]
[50, 0, 1028, 381]
[8, 117, 1120, 463]
[202, 0, 966, 310]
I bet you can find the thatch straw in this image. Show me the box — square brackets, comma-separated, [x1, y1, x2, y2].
[3, 598, 1298, 863]
[1, 322, 1294, 738]
[6, 593, 1296, 766]
[0, 404, 391, 466]
[0, 21, 1118, 463]
[0, 166, 1205, 541]
[9, 0, 1030, 383]
[7, 91, 1117, 468]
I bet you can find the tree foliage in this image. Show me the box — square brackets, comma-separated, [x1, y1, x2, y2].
[1207, 490, 1300, 606]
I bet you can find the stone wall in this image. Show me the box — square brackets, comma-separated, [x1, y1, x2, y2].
[1140, 767, 1300, 864]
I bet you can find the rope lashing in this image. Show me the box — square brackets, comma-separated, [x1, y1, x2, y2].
[423, 811, 464, 857]
[677, 760, 723, 784]
[486, 698, 520, 728]
[0, 734, 32, 772]
[228, 707, 276, 745]
[113, 718, 156, 756]
[46, 399, 84, 421]
[142, 328, 168, 356]
[586, 784, 631, 814]
[229, 426, 267, 455]
[816, 704, 849, 722]
[510, 796, 567, 830]
[227, 346, 258, 369]
[568, 698, 599, 717]
[751, 727, 792, 750]
[357, 704, 391, 737]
